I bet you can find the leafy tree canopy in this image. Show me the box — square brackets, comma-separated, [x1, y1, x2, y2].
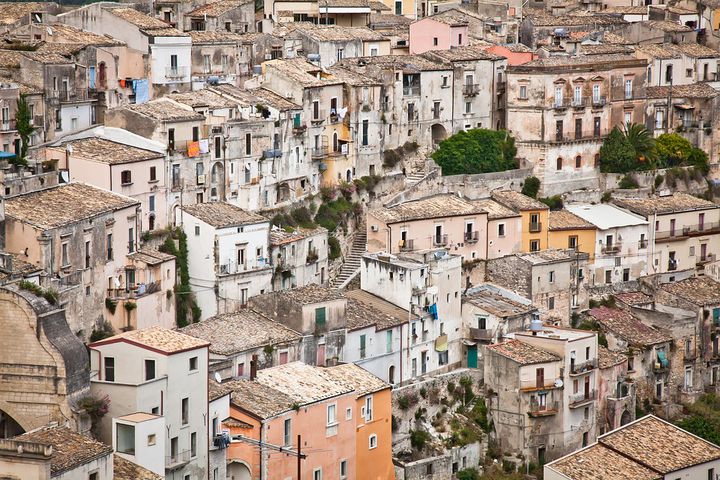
[432, 129, 517, 176]
[599, 126, 636, 173]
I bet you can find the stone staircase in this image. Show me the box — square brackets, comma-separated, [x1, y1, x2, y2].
[405, 172, 426, 187]
[331, 230, 367, 289]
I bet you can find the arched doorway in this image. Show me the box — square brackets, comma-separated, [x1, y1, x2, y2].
[332, 132, 339, 152]
[620, 409, 631, 426]
[98, 62, 107, 89]
[0, 409, 25, 438]
[388, 365, 395, 384]
[346, 169, 352, 182]
[431, 123, 447, 147]
[228, 460, 252, 480]
[211, 162, 225, 200]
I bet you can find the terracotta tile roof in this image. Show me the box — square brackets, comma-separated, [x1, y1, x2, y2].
[179, 310, 301, 355]
[5, 183, 138, 230]
[42, 23, 125, 47]
[597, 345, 627, 369]
[167, 89, 237, 109]
[62, 137, 163, 165]
[110, 7, 188, 36]
[527, 13, 627, 26]
[182, 202, 268, 228]
[464, 285, 535, 318]
[517, 249, 578, 264]
[599, 415, 720, 474]
[645, 82, 720, 99]
[116, 412, 160, 423]
[0, 251, 42, 283]
[491, 190, 547, 211]
[636, 43, 682, 59]
[581, 44, 631, 55]
[208, 379, 233, 401]
[325, 0, 371, 7]
[226, 378, 295, 418]
[602, 31, 634, 45]
[485, 339, 560, 365]
[210, 84, 302, 111]
[660, 276, 720, 306]
[328, 65, 383, 86]
[256, 362, 354, 404]
[614, 192, 719, 216]
[671, 42, 720, 58]
[644, 20, 693, 32]
[264, 57, 344, 87]
[369, 0, 391, 10]
[16, 425, 113, 476]
[369, 13, 412, 27]
[325, 363, 390, 397]
[257, 284, 345, 305]
[223, 416, 253, 428]
[513, 53, 643, 69]
[91, 325, 210, 354]
[370, 193, 486, 223]
[549, 210, 595, 231]
[602, 5, 648, 14]
[188, 30, 245, 44]
[336, 54, 452, 72]
[290, 24, 385, 42]
[119, 98, 204, 121]
[613, 291, 653, 306]
[0, 49, 24, 68]
[0, 2, 53, 26]
[127, 248, 175, 266]
[345, 288, 417, 331]
[470, 198, 520, 219]
[547, 443, 660, 480]
[269, 226, 327, 247]
[429, 44, 505, 62]
[114, 455, 163, 480]
[588, 307, 671, 347]
[187, 0, 252, 17]
[22, 51, 73, 64]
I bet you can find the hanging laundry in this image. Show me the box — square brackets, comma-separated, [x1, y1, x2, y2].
[187, 141, 200, 157]
[118, 79, 126, 88]
[428, 303, 438, 320]
[134, 79, 149, 104]
[199, 138, 210, 154]
[131, 79, 137, 91]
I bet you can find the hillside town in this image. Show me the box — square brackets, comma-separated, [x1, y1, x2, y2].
[2, 0, 720, 479]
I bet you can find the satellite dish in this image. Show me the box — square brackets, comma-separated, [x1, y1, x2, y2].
[554, 379, 564, 388]
[214, 372, 222, 383]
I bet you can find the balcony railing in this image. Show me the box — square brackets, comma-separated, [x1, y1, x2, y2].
[528, 400, 559, 417]
[107, 280, 162, 300]
[403, 86, 420, 96]
[601, 243, 621, 255]
[312, 146, 328, 159]
[571, 97, 587, 108]
[464, 231, 479, 243]
[468, 328, 493, 341]
[306, 248, 319, 264]
[463, 84, 480, 96]
[655, 222, 720, 240]
[166, 450, 192, 470]
[591, 96, 606, 107]
[697, 253, 716, 266]
[570, 358, 597, 375]
[433, 234, 448, 246]
[568, 390, 597, 407]
[399, 239, 415, 251]
[0, 119, 16, 131]
[263, 148, 282, 159]
[529, 222, 542, 233]
[553, 99, 569, 110]
[165, 66, 189, 79]
[47, 89, 91, 102]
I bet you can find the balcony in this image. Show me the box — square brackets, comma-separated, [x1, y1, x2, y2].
[403, 86, 420, 96]
[568, 390, 596, 408]
[464, 231, 479, 243]
[571, 97, 587, 109]
[468, 328, 493, 342]
[263, 148, 282, 159]
[311, 110, 326, 124]
[328, 112, 341, 124]
[292, 122, 306, 135]
[165, 66, 189, 80]
[697, 253, 716, 266]
[107, 280, 162, 300]
[463, 84, 480, 96]
[591, 96, 606, 107]
[528, 400, 559, 417]
[529, 222, 542, 233]
[311, 146, 328, 159]
[433, 234, 448, 246]
[601, 243, 621, 255]
[569, 358, 597, 375]
[166, 450, 192, 471]
[656, 222, 720, 240]
[553, 99, 569, 110]
[0, 119, 16, 131]
[47, 89, 91, 103]
[399, 239, 415, 251]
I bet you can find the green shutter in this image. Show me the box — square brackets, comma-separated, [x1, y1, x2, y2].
[315, 307, 326, 326]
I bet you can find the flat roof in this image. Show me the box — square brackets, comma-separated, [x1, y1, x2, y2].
[566, 203, 648, 230]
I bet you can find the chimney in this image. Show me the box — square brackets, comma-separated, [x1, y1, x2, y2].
[250, 354, 258, 380]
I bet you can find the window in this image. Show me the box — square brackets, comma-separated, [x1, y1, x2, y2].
[85, 240, 91, 268]
[556, 120, 563, 141]
[458, 33, 463, 44]
[327, 404, 337, 425]
[548, 297, 555, 309]
[190, 432, 197, 457]
[465, 101, 471, 114]
[144, 359, 155, 381]
[624, 111, 632, 126]
[245, 133, 252, 155]
[549, 271, 555, 283]
[592, 84, 600, 103]
[128, 227, 135, 253]
[181, 397, 189, 425]
[147, 434, 156, 446]
[237, 362, 244, 376]
[116, 423, 135, 454]
[685, 366, 693, 389]
[433, 37, 438, 46]
[623, 268, 630, 281]
[386, 330, 393, 353]
[573, 85, 581, 104]
[362, 119, 368, 146]
[214, 136, 222, 158]
[104, 357, 115, 381]
[194, 225, 200, 236]
[569, 235, 578, 249]
[605, 269, 612, 283]
[369, 434, 378, 449]
[498, 223, 505, 237]
[530, 240, 539, 252]
[365, 395, 373, 422]
[519, 85, 527, 99]
[554, 85, 563, 107]
[575, 118, 582, 139]
[340, 459, 348, 479]
[314, 469, 322, 480]
[315, 307, 326, 327]
[556, 157, 563, 170]
[192, 126, 199, 142]
[106, 233, 113, 260]
[284, 418, 292, 446]
[189, 356, 198, 371]
[360, 334, 366, 359]
[625, 79, 633, 99]
[536, 367, 544, 387]
[709, 468, 715, 480]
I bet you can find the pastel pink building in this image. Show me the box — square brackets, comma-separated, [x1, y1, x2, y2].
[409, 16, 469, 54]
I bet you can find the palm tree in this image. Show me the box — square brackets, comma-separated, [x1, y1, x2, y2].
[622, 122, 657, 168]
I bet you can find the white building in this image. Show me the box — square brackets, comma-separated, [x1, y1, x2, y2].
[566, 204, 650, 284]
[88, 327, 211, 479]
[113, 413, 165, 476]
[270, 226, 329, 290]
[178, 202, 272, 320]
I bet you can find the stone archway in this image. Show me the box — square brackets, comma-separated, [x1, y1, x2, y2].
[227, 460, 252, 480]
[620, 409, 631, 427]
[0, 402, 29, 438]
[210, 161, 225, 201]
[431, 123, 447, 147]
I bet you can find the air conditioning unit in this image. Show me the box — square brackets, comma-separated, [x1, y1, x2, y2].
[371, 225, 379, 232]
[197, 174, 206, 185]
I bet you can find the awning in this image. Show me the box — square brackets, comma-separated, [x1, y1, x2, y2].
[462, 339, 478, 346]
[674, 104, 694, 110]
[435, 334, 448, 352]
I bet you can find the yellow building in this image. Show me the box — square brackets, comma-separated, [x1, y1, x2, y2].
[548, 210, 597, 260]
[491, 190, 549, 252]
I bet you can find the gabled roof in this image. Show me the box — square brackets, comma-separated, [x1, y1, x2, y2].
[660, 276, 720, 306]
[345, 288, 417, 331]
[587, 307, 671, 347]
[256, 362, 354, 404]
[324, 363, 390, 397]
[370, 193, 486, 223]
[117, 98, 204, 122]
[546, 443, 661, 480]
[115, 455, 163, 480]
[16, 425, 113, 476]
[549, 209, 596, 231]
[646, 83, 720, 100]
[485, 339, 560, 365]
[90, 325, 209, 355]
[62, 137, 163, 165]
[491, 190, 548, 211]
[187, 0, 252, 17]
[109, 7, 188, 36]
[226, 377, 295, 418]
[613, 192, 719, 217]
[0, 2, 56, 26]
[181, 202, 268, 228]
[464, 284, 536, 318]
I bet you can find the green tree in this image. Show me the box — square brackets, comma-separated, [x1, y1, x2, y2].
[521, 176, 540, 199]
[676, 394, 720, 445]
[623, 123, 657, 168]
[656, 133, 693, 168]
[599, 126, 636, 173]
[431, 129, 516, 175]
[14, 94, 33, 167]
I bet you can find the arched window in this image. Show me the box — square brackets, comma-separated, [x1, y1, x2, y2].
[575, 155, 582, 168]
[388, 365, 395, 384]
[594, 153, 600, 168]
[556, 157, 563, 171]
[98, 62, 107, 89]
[332, 132, 339, 152]
[148, 213, 155, 231]
[346, 169, 351, 182]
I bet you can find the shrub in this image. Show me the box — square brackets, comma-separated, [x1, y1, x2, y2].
[409, 429, 431, 451]
[397, 391, 419, 410]
[601, 191, 612, 203]
[89, 320, 115, 342]
[432, 129, 517, 175]
[619, 174, 639, 189]
[338, 181, 355, 201]
[539, 195, 563, 210]
[599, 126, 636, 173]
[403, 141, 419, 153]
[18, 280, 58, 305]
[654, 174, 664, 189]
[521, 176, 540, 199]
[319, 186, 336, 202]
[383, 148, 401, 168]
[328, 236, 341, 260]
[76, 393, 110, 438]
[123, 301, 137, 311]
[457, 468, 479, 480]
[105, 298, 117, 315]
[290, 206, 315, 228]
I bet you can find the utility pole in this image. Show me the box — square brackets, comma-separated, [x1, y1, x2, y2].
[229, 434, 307, 480]
[297, 434, 302, 480]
